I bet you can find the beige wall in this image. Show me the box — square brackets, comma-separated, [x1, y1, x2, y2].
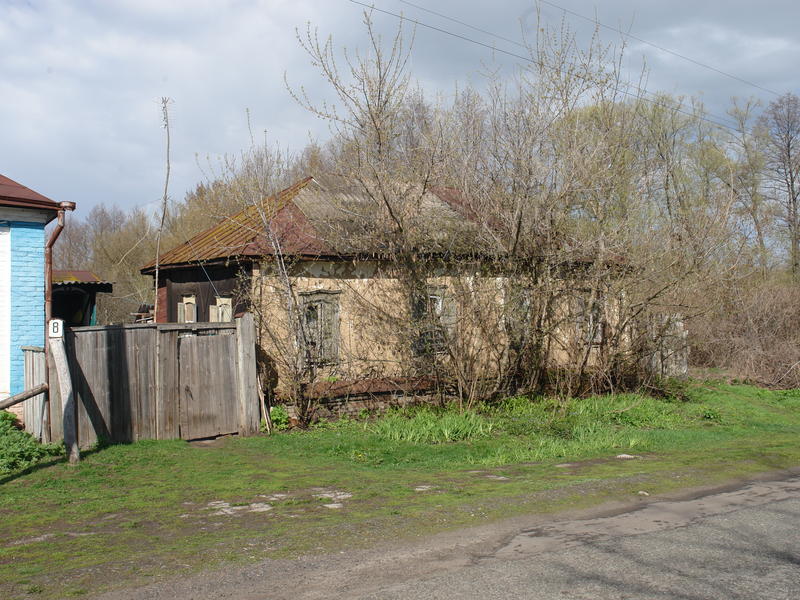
[252, 259, 621, 398]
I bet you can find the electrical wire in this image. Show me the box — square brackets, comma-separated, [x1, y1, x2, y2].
[534, 0, 780, 97]
[346, 0, 740, 132]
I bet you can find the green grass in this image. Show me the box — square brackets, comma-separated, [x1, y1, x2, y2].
[2, 381, 800, 599]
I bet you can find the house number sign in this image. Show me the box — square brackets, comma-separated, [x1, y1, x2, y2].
[48, 319, 64, 339]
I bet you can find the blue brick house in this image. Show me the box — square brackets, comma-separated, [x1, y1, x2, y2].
[0, 174, 68, 405]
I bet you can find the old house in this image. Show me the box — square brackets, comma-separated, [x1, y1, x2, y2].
[0, 174, 74, 415]
[143, 176, 624, 410]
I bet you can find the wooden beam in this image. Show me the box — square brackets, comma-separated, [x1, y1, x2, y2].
[0, 384, 48, 411]
[236, 313, 260, 435]
[49, 336, 79, 464]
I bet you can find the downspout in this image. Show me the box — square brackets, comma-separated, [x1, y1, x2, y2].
[43, 201, 75, 442]
[45, 202, 75, 324]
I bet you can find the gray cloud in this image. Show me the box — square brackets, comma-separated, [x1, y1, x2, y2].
[1, 0, 798, 216]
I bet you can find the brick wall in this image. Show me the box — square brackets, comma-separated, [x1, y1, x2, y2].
[9, 221, 46, 396]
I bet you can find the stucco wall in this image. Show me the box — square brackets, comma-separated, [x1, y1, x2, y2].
[253, 259, 621, 401]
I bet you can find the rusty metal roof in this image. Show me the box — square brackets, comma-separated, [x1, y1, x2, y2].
[141, 177, 317, 272]
[0, 174, 60, 212]
[142, 175, 487, 273]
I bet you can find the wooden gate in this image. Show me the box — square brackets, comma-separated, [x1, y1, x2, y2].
[24, 314, 260, 446]
[179, 333, 239, 439]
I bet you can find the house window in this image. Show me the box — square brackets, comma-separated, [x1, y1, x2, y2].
[505, 284, 533, 349]
[300, 291, 340, 364]
[411, 285, 454, 355]
[177, 295, 196, 324]
[209, 296, 233, 322]
[575, 293, 604, 346]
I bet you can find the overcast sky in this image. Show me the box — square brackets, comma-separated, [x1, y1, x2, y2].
[2, 0, 799, 218]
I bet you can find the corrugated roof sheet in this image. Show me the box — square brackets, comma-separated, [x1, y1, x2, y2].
[52, 270, 110, 284]
[0, 174, 60, 211]
[141, 177, 316, 271]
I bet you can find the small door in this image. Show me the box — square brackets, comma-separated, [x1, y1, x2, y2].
[178, 333, 239, 439]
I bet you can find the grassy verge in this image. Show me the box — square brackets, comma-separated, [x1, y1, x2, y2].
[2, 381, 800, 598]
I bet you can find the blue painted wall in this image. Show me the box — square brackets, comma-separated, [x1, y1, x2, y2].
[9, 222, 46, 395]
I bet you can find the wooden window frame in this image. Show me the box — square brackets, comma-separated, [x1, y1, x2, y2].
[209, 296, 233, 323]
[574, 292, 604, 346]
[411, 285, 455, 356]
[299, 290, 341, 365]
[177, 294, 197, 324]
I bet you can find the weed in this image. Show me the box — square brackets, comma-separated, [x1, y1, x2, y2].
[269, 406, 291, 431]
[372, 406, 494, 444]
[0, 411, 63, 475]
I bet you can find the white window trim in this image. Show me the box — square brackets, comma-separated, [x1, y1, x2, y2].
[178, 294, 197, 324]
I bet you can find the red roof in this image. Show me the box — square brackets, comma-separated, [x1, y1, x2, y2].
[0, 174, 60, 212]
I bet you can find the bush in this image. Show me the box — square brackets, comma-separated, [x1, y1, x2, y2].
[269, 405, 291, 431]
[0, 411, 63, 475]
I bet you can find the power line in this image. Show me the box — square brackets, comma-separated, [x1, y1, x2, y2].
[534, 0, 781, 98]
[347, 0, 739, 132]
[396, 0, 740, 125]
[398, 0, 778, 100]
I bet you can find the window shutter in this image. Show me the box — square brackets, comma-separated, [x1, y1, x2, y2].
[441, 290, 457, 331]
[320, 299, 339, 362]
[219, 298, 232, 322]
[209, 304, 218, 323]
[177, 302, 185, 323]
[186, 301, 196, 323]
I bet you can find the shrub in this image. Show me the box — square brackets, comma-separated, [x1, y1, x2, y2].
[0, 411, 63, 475]
[269, 405, 291, 431]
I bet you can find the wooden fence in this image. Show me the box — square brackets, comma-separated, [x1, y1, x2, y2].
[23, 314, 260, 447]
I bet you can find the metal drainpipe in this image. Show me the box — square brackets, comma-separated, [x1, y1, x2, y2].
[43, 201, 75, 441]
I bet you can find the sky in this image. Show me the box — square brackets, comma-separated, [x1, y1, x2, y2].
[2, 0, 799, 218]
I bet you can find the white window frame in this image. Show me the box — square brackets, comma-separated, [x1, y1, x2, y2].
[209, 296, 233, 322]
[177, 294, 197, 324]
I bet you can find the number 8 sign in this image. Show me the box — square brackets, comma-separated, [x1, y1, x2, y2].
[49, 319, 64, 339]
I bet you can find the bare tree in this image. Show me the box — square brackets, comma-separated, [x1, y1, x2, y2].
[758, 92, 800, 277]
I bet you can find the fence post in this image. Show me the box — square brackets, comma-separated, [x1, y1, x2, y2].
[236, 313, 260, 435]
[48, 320, 79, 464]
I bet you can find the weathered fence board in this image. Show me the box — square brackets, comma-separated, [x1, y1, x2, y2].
[24, 316, 259, 447]
[22, 347, 47, 441]
[180, 334, 239, 439]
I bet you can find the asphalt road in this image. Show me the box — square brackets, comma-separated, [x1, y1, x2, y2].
[360, 484, 800, 600]
[98, 474, 800, 600]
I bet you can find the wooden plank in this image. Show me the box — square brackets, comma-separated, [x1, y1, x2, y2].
[124, 328, 155, 441]
[236, 313, 260, 435]
[179, 333, 238, 439]
[156, 330, 180, 439]
[49, 335, 79, 464]
[22, 347, 47, 440]
[71, 330, 98, 448]
[0, 384, 48, 410]
[48, 353, 63, 443]
[102, 327, 133, 443]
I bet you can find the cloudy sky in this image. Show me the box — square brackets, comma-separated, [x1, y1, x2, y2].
[2, 0, 799, 217]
